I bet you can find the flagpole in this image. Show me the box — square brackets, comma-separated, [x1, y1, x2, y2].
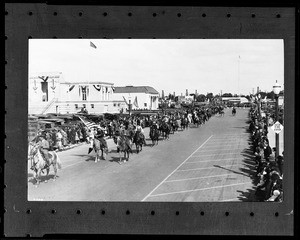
[238, 55, 240, 97]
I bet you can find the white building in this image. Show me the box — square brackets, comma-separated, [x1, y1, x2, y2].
[113, 86, 159, 111]
[221, 97, 249, 104]
[28, 72, 123, 114]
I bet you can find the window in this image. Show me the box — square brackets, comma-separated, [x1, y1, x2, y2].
[91, 104, 94, 108]
[75, 104, 78, 109]
[118, 103, 120, 107]
[83, 104, 86, 108]
[113, 103, 117, 107]
[144, 103, 147, 107]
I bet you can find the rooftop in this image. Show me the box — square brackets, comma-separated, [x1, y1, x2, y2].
[60, 81, 114, 85]
[114, 86, 159, 94]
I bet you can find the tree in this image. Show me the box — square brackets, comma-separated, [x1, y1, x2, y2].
[196, 94, 206, 102]
[189, 93, 196, 100]
[206, 93, 214, 101]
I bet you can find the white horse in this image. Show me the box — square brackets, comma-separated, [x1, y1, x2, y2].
[29, 143, 62, 185]
[93, 138, 108, 163]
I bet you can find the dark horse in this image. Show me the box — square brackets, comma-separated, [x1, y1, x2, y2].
[133, 131, 146, 153]
[181, 117, 189, 130]
[218, 107, 225, 117]
[232, 108, 236, 116]
[149, 124, 160, 146]
[160, 122, 171, 140]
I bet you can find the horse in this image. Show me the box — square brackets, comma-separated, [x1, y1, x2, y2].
[160, 122, 171, 140]
[29, 144, 62, 185]
[93, 138, 108, 162]
[133, 131, 146, 153]
[218, 108, 225, 117]
[113, 134, 132, 164]
[149, 125, 160, 146]
[192, 115, 200, 128]
[180, 117, 189, 130]
[232, 108, 236, 116]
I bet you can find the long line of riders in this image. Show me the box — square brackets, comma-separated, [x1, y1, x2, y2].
[86, 105, 225, 164]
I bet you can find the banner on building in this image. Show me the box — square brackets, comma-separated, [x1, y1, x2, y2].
[133, 96, 139, 108]
[122, 96, 128, 106]
[93, 85, 101, 91]
[69, 85, 75, 92]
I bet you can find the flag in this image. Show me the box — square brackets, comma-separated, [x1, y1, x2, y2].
[69, 85, 75, 92]
[122, 96, 128, 106]
[90, 41, 97, 49]
[133, 96, 139, 108]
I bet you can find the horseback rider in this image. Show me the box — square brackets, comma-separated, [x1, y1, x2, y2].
[94, 128, 108, 154]
[39, 135, 50, 169]
[135, 121, 146, 145]
[120, 126, 133, 152]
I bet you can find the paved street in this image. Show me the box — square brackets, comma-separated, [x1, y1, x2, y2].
[28, 108, 258, 202]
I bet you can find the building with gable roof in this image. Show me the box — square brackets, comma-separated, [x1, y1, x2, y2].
[113, 85, 159, 111]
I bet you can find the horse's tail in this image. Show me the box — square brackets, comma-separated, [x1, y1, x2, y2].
[54, 152, 62, 169]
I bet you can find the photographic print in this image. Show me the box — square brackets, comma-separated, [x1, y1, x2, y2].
[27, 39, 284, 202]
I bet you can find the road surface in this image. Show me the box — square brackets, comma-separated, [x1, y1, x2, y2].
[28, 108, 258, 202]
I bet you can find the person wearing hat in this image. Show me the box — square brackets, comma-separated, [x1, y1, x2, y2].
[39, 134, 50, 168]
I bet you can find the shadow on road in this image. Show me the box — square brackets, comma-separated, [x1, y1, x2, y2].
[213, 165, 250, 177]
[28, 174, 59, 185]
[72, 154, 96, 162]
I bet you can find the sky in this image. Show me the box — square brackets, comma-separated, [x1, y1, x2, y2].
[29, 39, 284, 96]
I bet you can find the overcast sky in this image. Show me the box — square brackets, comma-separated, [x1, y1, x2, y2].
[29, 39, 284, 96]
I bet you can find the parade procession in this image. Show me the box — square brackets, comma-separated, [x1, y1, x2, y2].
[27, 39, 284, 202]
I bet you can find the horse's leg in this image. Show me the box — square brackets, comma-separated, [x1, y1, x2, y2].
[95, 151, 98, 163]
[119, 151, 122, 163]
[124, 151, 127, 162]
[34, 170, 39, 186]
[53, 164, 57, 181]
[44, 167, 50, 183]
[103, 149, 107, 160]
[36, 169, 41, 186]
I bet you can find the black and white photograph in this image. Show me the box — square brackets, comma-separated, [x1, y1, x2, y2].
[27, 39, 284, 202]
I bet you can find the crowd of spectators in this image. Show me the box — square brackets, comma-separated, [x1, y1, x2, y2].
[248, 106, 283, 202]
[35, 122, 89, 151]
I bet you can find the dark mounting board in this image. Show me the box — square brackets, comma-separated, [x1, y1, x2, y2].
[4, 3, 295, 237]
